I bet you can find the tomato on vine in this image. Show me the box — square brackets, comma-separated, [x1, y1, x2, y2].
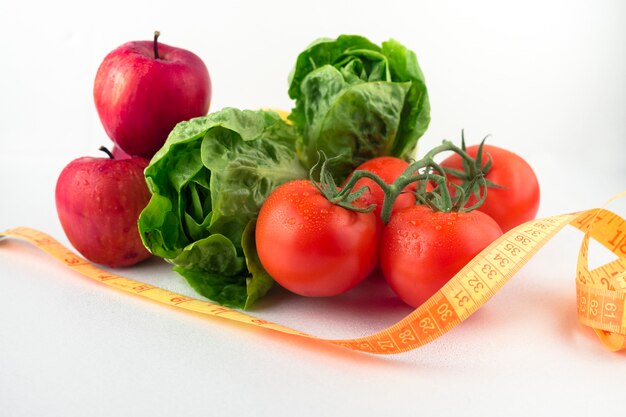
[255, 160, 379, 297]
[380, 205, 502, 307]
[256, 137, 517, 306]
[440, 139, 540, 232]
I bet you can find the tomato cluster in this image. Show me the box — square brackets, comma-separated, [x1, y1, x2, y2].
[255, 141, 540, 308]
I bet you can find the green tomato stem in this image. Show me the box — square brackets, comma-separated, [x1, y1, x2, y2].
[313, 136, 491, 224]
[422, 140, 479, 178]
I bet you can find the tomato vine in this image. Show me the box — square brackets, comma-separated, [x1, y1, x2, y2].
[329, 138, 494, 224]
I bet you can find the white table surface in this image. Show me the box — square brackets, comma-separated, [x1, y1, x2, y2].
[2, 1, 625, 416]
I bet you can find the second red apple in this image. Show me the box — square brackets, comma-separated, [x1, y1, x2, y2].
[94, 32, 211, 158]
[55, 150, 153, 268]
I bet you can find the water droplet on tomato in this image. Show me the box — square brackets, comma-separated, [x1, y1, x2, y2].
[286, 218, 296, 225]
[435, 225, 443, 231]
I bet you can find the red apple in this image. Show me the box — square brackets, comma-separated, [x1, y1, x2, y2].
[94, 32, 211, 158]
[55, 148, 153, 267]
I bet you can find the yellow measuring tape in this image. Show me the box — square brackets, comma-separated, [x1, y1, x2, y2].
[1, 201, 625, 354]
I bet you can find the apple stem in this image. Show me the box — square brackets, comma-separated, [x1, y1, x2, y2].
[99, 146, 115, 159]
[153, 31, 161, 59]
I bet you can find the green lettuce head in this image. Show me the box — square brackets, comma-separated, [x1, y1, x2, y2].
[138, 108, 307, 309]
[288, 35, 431, 181]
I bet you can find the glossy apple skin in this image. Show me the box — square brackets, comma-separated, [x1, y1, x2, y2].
[94, 40, 211, 158]
[55, 156, 152, 267]
[111, 145, 131, 160]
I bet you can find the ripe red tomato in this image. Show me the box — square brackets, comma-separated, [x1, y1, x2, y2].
[380, 205, 503, 307]
[345, 156, 417, 218]
[256, 179, 379, 297]
[440, 144, 540, 232]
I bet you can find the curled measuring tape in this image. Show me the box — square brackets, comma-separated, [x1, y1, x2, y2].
[1, 201, 625, 354]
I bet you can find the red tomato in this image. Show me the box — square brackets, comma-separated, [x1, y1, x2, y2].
[440, 144, 540, 232]
[256, 179, 379, 297]
[345, 156, 417, 218]
[380, 205, 503, 307]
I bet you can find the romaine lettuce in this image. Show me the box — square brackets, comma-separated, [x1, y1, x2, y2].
[288, 35, 431, 181]
[138, 108, 307, 309]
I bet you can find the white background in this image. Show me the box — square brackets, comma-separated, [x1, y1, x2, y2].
[1, 0, 625, 416]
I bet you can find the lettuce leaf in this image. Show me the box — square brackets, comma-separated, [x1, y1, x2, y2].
[138, 108, 307, 308]
[288, 35, 431, 181]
